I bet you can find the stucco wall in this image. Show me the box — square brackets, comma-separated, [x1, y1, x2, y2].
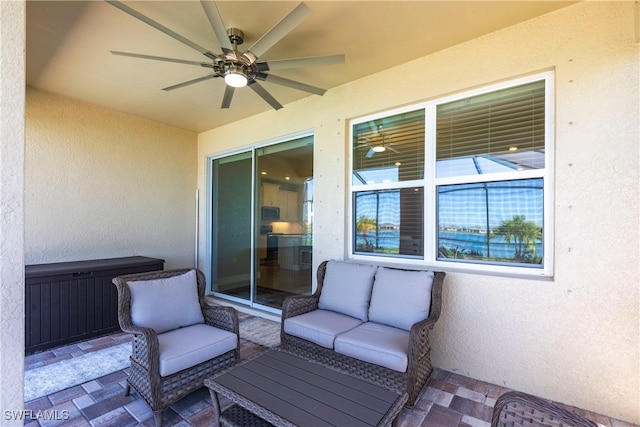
[0, 0, 26, 422]
[25, 88, 198, 269]
[198, 2, 639, 423]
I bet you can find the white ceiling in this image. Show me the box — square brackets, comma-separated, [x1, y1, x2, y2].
[26, 1, 575, 133]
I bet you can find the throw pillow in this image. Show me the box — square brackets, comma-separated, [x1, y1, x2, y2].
[128, 270, 204, 334]
[318, 260, 377, 321]
[368, 267, 434, 330]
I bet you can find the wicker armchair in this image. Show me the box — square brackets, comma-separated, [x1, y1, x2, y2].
[281, 260, 445, 407]
[113, 269, 239, 427]
[491, 391, 598, 427]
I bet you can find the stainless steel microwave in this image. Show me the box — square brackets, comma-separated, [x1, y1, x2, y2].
[261, 206, 280, 220]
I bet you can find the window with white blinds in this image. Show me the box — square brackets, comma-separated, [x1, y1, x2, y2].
[352, 109, 425, 185]
[352, 109, 426, 258]
[349, 72, 553, 275]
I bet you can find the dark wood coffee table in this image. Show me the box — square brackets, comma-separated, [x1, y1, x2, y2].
[205, 348, 408, 426]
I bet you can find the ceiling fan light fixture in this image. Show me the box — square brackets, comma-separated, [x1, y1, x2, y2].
[224, 70, 248, 88]
[372, 146, 386, 153]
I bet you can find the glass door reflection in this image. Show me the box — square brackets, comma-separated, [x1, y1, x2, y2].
[210, 151, 252, 303]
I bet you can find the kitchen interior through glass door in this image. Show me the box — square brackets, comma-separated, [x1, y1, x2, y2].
[255, 136, 314, 310]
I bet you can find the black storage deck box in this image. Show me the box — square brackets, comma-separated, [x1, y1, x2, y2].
[25, 256, 164, 354]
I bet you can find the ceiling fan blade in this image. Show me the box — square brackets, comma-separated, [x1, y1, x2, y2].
[366, 148, 375, 158]
[110, 51, 213, 68]
[246, 2, 311, 60]
[368, 120, 383, 135]
[106, 1, 216, 60]
[162, 74, 217, 91]
[265, 54, 345, 71]
[221, 85, 234, 109]
[249, 82, 283, 110]
[386, 145, 400, 153]
[263, 74, 325, 96]
[200, 1, 234, 55]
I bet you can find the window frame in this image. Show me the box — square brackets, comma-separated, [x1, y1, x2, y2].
[348, 71, 554, 277]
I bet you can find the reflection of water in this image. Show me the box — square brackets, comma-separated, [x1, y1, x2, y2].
[356, 230, 402, 250]
[357, 230, 543, 259]
[438, 231, 542, 259]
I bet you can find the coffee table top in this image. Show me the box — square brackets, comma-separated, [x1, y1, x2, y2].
[205, 348, 407, 427]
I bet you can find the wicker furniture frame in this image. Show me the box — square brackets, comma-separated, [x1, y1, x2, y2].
[280, 260, 445, 408]
[205, 348, 408, 427]
[113, 268, 240, 427]
[491, 391, 598, 427]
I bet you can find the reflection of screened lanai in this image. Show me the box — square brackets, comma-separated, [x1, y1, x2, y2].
[437, 179, 544, 231]
[436, 150, 545, 179]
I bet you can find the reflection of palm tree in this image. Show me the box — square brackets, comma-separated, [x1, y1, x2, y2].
[492, 215, 542, 260]
[356, 216, 377, 251]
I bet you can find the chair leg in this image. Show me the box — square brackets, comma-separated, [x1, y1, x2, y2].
[153, 410, 163, 427]
[124, 384, 131, 396]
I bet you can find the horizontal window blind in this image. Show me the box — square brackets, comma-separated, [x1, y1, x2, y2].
[353, 110, 425, 184]
[436, 80, 545, 178]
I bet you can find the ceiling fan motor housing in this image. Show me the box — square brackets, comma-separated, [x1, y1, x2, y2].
[226, 28, 244, 46]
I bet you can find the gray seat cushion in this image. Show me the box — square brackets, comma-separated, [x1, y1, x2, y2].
[128, 269, 204, 334]
[334, 322, 410, 372]
[284, 309, 363, 348]
[317, 260, 377, 321]
[368, 267, 434, 331]
[157, 323, 238, 376]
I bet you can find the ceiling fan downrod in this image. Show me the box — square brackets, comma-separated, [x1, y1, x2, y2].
[222, 28, 250, 87]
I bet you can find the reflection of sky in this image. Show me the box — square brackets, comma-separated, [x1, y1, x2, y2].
[437, 156, 515, 178]
[354, 178, 543, 229]
[436, 152, 545, 178]
[352, 166, 399, 185]
[354, 153, 544, 185]
[355, 191, 401, 225]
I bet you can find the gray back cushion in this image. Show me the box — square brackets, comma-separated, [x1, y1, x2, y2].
[368, 267, 434, 330]
[128, 270, 204, 334]
[318, 261, 377, 321]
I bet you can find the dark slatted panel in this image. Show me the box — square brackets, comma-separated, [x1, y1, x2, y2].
[39, 283, 51, 345]
[213, 350, 401, 426]
[262, 351, 398, 406]
[60, 280, 70, 341]
[215, 373, 335, 427]
[69, 280, 79, 337]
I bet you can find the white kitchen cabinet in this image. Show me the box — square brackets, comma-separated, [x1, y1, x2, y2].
[262, 183, 280, 207]
[278, 189, 299, 221]
[262, 183, 300, 222]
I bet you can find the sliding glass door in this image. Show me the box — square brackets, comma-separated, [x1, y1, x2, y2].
[209, 135, 313, 312]
[209, 151, 253, 303]
[254, 137, 313, 309]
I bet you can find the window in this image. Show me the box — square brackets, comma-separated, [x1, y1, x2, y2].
[350, 72, 553, 275]
[352, 109, 425, 258]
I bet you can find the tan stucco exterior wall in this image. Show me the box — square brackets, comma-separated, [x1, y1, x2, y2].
[25, 88, 198, 270]
[199, 2, 639, 423]
[1, 0, 25, 422]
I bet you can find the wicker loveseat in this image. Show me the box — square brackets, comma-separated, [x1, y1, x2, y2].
[113, 268, 240, 427]
[281, 260, 445, 407]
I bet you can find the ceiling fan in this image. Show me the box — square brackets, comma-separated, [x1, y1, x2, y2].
[106, 0, 345, 110]
[355, 123, 400, 158]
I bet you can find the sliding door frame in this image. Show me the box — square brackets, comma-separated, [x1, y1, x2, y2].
[204, 129, 314, 314]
